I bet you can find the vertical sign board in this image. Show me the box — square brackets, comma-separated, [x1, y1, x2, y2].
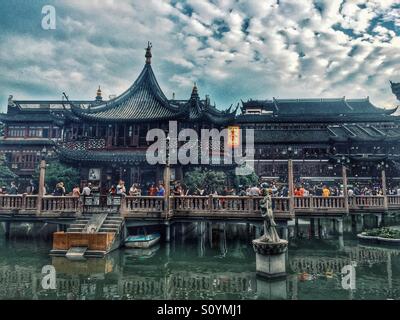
[228, 126, 240, 149]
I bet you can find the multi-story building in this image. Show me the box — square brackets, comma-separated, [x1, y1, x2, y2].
[1, 43, 400, 189]
[0, 44, 236, 191]
[237, 93, 400, 184]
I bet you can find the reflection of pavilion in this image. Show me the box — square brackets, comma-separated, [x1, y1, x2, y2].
[1, 243, 399, 299]
[289, 246, 400, 274]
[2, 222, 400, 300]
[288, 245, 400, 300]
[0, 242, 257, 300]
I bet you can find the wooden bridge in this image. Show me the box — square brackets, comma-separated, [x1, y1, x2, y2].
[0, 193, 399, 222]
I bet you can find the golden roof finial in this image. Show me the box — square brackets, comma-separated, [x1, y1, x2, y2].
[96, 85, 102, 101]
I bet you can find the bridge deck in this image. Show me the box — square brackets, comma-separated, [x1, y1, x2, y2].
[0, 194, 398, 222]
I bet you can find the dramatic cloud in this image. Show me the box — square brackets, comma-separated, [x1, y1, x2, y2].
[0, 0, 399, 112]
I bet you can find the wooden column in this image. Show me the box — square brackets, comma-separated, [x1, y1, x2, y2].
[382, 168, 388, 211]
[123, 124, 127, 147]
[37, 159, 46, 214]
[4, 222, 11, 239]
[164, 163, 171, 216]
[288, 159, 295, 215]
[114, 124, 118, 146]
[120, 194, 127, 216]
[342, 164, 349, 214]
[310, 218, 315, 238]
[165, 222, 171, 242]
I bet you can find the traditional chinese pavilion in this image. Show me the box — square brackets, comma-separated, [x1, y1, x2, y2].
[1, 42, 400, 189]
[0, 44, 236, 191]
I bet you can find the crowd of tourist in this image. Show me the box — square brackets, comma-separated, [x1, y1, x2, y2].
[1, 179, 400, 199]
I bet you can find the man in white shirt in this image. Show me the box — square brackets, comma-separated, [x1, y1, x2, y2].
[249, 185, 260, 196]
[82, 183, 91, 196]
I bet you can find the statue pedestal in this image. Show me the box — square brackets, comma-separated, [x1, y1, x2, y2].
[252, 238, 288, 279]
[256, 277, 287, 300]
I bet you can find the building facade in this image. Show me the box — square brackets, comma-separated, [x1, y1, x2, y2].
[0, 44, 236, 192]
[237, 94, 400, 184]
[1, 44, 400, 190]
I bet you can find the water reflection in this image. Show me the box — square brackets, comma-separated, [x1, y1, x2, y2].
[1, 217, 400, 300]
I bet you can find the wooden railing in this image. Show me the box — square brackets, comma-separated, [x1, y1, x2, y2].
[123, 196, 165, 214]
[171, 196, 210, 212]
[387, 195, 400, 208]
[348, 195, 385, 209]
[0, 194, 398, 217]
[294, 196, 346, 211]
[0, 195, 80, 214]
[0, 195, 23, 210]
[41, 196, 80, 212]
[24, 195, 38, 210]
[169, 196, 290, 213]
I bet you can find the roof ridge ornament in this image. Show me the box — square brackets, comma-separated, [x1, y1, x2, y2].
[145, 42, 152, 64]
[8, 95, 16, 108]
[96, 86, 102, 102]
[191, 82, 199, 99]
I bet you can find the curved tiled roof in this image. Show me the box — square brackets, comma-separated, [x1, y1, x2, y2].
[327, 124, 400, 142]
[252, 124, 400, 144]
[181, 85, 237, 125]
[70, 63, 184, 123]
[0, 112, 54, 122]
[56, 147, 147, 164]
[240, 97, 397, 120]
[253, 129, 331, 143]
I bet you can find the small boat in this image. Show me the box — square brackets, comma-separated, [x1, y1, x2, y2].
[124, 244, 160, 259]
[124, 232, 161, 248]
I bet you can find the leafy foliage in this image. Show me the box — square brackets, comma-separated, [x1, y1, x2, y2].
[364, 227, 400, 239]
[184, 168, 227, 194]
[0, 154, 17, 187]
[33, 160, 80, 194]
[230, 170, 259, 189]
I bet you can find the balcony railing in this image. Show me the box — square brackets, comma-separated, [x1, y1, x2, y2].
[0, 194, 397, 217]
[348, 195, 385, 209]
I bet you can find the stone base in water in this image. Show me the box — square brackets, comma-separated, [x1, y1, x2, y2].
[252, 238, 288, 279]
[256, 277, 288, 299]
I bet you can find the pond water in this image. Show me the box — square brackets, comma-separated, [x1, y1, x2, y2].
[1, 215, 400, 300]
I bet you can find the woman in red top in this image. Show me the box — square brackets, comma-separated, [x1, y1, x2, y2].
[148, 184, 157, 196]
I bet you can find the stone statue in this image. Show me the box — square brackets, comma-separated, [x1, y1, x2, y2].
[252, 183, 288, 278]
[259, 183, 280, 243]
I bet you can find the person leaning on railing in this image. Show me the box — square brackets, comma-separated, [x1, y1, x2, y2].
[129, 184, 141, 196]
[53, 182, 66, 196]
[322, 186, 330, 197]
[9, 182, 18, 195]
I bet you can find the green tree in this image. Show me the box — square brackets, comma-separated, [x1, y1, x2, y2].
[184, 168, 227, 194]
[230, 170, 259, 190]
[34, 160, 80, 194]
[0, 154, 17, 187]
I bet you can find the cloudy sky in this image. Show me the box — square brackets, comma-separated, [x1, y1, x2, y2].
[0, 0, 399, 113]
